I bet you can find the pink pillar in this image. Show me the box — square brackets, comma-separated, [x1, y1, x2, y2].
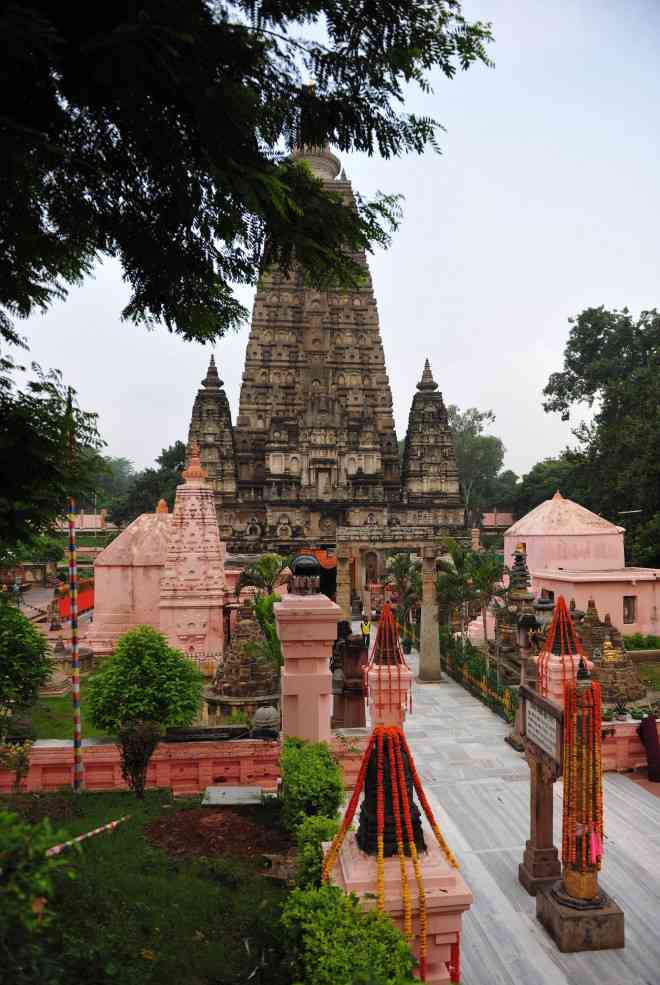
[275, 591, 339, 744]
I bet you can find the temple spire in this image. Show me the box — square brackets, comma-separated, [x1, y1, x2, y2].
[183, 440, 208, 484]
[202, 355, 222, 389]
[417, 358, 439, 392]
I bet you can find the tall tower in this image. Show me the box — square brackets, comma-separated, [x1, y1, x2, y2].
[401, 359, 463, 523]
[187, 356, 238, 510]
[185, 150, 465, 561]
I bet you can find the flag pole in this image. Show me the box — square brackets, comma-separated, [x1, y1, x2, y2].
[66, 388, 83, 792]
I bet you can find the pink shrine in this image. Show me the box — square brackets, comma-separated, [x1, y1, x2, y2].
[505, 491, 660, 636]
[88, 443, 226, 672]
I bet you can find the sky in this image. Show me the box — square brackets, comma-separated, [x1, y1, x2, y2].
[17, 0, 660, 476]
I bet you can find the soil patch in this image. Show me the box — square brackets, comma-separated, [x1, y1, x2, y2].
[146, 804, 294, 861]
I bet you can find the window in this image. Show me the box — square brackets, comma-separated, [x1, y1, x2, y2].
[623, 596, 637, 624]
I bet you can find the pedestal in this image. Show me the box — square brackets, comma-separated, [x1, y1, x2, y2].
[275, 592, 339, 744]
[519, 748, 561, 895]
[536, 882, 625, 952]
[419, 551, 441, 683]
[330, 833, 473, 984]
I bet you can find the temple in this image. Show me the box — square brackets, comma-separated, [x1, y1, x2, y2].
[187, 146, 465, 598]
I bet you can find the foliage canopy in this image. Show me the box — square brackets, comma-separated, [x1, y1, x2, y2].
[0, 600, 52, 716]
[280, 737, 343, 833]
[281, 883, 416, 985]
[87, 625, 203, 733]
[1, 2, 492, 344]
[542, 306, 660, 566]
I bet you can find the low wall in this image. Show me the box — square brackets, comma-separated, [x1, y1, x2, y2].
[0, 732, 369, 797]
[602, 721, 656, 772]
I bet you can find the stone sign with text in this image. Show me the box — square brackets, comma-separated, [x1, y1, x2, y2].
[520, 684, 563, 770]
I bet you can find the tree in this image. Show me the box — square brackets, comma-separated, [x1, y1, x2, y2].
[513, 453, 588, 517]
[87, 626, 203, 797]
[110, 441, 186, 526]
[482, 469, 519, 509]
[468, 550, 506, 655]
[0, 811, 75, 979]
[90, 456, 135, 513]
[543, 306, 660, 559]
[0, 599, 52, 730]
[447, 405, 505, 524]
[383, 553, 421, 639]
[235, 553, 289, 596]
[1, 2, 492, 346]
[0, 360, 102, 548]
[435, 538, 476, 645]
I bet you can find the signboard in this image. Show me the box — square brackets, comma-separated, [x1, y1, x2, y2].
[525, 702, 559, 760]
[520, 684, 563, 769]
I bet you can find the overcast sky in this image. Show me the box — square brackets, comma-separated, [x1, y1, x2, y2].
[18, 0, 660, 476]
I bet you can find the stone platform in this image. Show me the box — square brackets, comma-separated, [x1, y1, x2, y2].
[385, 645, 660, 985]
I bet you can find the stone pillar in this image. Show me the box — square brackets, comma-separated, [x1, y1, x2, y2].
[336, 549, 351, 620]
[275, 557, 339, 744]
[419, 548, 441, 682]
[519, 749, 561, 895]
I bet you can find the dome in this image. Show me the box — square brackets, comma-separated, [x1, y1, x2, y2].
[505, 491, 624, 538]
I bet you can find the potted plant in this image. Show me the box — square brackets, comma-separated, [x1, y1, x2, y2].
[614, 697, 628, 721]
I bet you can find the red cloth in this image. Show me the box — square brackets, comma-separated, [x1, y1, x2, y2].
[638, 717, 660, 782]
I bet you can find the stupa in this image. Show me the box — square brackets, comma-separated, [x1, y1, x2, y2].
[204, 602, 279, 723]
[89, 442, 226, 671]
[187, 146, 466, 598]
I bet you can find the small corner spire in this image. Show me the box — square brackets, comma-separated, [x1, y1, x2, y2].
[552, 489, 563, 500]
[183, 439, 208, 483]
[202, 354, 222, 389]
[416, 358, 438, 392]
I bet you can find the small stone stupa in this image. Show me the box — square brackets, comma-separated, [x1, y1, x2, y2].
[204, 602, 280, 723]
[570, 598, 644, 703]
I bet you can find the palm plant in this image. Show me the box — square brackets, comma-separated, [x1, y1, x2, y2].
[235, 553, 289, 597]
[469, 550, 507, 645]
[435, 538, 476, 647]
[383, 553, 422, 642]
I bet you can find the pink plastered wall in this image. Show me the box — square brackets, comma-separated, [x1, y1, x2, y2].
[0, 734, 368, 797]
[504, 531, 625, 574]
[533, 574, 660, 636]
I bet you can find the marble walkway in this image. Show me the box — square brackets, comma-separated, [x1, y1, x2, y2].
[389, 652, 660, 985]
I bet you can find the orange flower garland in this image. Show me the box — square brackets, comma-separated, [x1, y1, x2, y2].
[376, 728, 385, 911]
[561, 676, 603, 871]
[393, 729, 428, 981]
[386, 727, 413, 939]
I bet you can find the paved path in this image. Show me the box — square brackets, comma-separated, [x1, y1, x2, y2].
[401, 651, 660, 985]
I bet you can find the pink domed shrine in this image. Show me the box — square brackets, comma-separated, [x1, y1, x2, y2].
[505, 491, 660, 636]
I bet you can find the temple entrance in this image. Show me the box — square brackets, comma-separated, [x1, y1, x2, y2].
[319, 564, 337, 600]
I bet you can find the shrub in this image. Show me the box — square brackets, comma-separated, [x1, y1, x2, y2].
[624, 633, 660, 651]
[87, 626, 203, 797]
[280, 738, 343, 833]
[295, 815, 340, 888]
[281, 884, 416, 985]
[0, 811, 76, 975]
[0, 599, 52, 724]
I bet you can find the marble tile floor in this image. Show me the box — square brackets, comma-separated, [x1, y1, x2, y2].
[357, 632, 660, 985]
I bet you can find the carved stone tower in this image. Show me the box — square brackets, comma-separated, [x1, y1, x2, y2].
[185, 147, 466, 582]
[401, 359, 462, 516]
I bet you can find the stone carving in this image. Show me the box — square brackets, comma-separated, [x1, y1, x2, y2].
[186, 149, 465, 561]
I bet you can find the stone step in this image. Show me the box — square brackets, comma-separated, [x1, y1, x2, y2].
[201, 785, 270, 806]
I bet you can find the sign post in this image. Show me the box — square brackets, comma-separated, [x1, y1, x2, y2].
[518, 684, 563, 896]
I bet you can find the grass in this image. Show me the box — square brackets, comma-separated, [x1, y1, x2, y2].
[638, 661, 660, 691]
[30, 678, 113, 740]
[4, 789, 290, 985]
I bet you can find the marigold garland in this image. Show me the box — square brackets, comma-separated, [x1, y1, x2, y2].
[561, 676, 603, 871]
